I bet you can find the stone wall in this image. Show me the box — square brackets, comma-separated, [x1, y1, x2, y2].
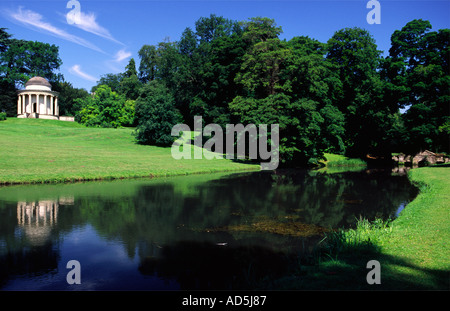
[392, 150, 450, 165]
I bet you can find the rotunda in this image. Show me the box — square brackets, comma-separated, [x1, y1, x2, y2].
[17, 76, 59, 120]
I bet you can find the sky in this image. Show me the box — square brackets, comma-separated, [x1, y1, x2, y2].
[1, 0, 449, 91]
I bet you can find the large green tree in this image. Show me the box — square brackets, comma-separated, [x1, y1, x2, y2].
[1, 38, 62, 86]
[326, 27, 393, 158]
[138, 45, 158, 83]
[134, 80, 182, 146]
[384, 19, 449, 153]
[235, 17, 287, 98]
[230, 26, 345, 165]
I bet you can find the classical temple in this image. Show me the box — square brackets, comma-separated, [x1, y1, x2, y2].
[17, 76, 74, 121]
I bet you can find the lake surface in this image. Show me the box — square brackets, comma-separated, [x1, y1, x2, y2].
[0, 168, 418, 290]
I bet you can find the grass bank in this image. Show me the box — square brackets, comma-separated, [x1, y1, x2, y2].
[0, 118, 259, 185]
[315, 152, 367, 174]
[271, 165, 449, 290]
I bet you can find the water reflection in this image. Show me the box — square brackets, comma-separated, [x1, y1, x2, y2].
[0, 169, 418, 290]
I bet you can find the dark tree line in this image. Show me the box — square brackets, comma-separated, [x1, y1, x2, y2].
[128, 16, 448, 166]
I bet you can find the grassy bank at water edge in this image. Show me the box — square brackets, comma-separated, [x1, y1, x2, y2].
[272, 165, 449, 290]
[0, 118, 259, 185]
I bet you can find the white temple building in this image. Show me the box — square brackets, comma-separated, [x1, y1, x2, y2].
[17, 76, 74, 121]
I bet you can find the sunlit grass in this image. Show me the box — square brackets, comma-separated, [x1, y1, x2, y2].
[0, 118, 259, 184]
[321, 153, 367, 167]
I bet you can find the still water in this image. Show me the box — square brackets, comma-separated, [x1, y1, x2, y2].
[0, 168, 417, 290]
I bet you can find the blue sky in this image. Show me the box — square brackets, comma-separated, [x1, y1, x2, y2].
[1, 0, 449, 91]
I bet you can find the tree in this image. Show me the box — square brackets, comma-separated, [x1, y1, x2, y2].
[229, 94, 333, 166]
[138, 45, 158, 83]
[0, 79, 16, 116]
[241, 17, 283, 45]
[91, 73, 123, 94]
[195, 14, 239, 45]
[134, 81, 182, 146]
[52, 80, 89, 116]
[326, 27, 392, 158]
[91, 59, 142, 101]
[384, 19, 450, 153]
[236, 38, 291, 98]
[1, 39, 62, 86]
[120, 58, 142, 100]
[0, 28, 12, 54]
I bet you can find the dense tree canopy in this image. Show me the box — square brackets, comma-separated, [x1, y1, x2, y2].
[130, 16, 448, 164]
[383, 19, 449, 154]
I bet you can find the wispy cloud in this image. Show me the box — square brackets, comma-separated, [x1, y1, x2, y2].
[68, 11, 124, 45]
[114, 49, 132, 62]
[102, 49, 132, 73]
[69, 65, 98, 82]
[7, 7, 104, 53]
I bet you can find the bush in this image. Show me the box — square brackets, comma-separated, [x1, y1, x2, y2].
[0, 112, 7, 121]
[75, 85, 135, 128]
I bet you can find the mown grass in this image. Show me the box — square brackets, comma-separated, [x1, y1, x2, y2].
[268, 166, 449, 290]
[0, 118, 259, 185]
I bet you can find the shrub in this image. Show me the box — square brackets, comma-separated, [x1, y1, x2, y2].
[75, 85, 134, 128]
[0, 112, 7, 121]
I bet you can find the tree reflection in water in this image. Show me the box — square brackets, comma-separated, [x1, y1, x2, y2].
[0, 169, 418, 289]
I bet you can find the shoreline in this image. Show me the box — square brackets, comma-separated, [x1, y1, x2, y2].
[275, 165, 449, 290]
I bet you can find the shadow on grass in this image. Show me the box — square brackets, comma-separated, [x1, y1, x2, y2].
[137, 240, 449, 290]
[428, 163, 450, 168]
[280, 249, 450, 290]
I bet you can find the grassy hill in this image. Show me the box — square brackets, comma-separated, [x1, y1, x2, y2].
[0, 118, 259, 185]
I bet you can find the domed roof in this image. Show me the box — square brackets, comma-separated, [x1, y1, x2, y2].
[25, 76, 52, 90]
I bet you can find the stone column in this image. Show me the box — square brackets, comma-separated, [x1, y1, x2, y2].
[17, 95, 21, 115]
[28, 94, 31, 113]
[37, 93, 40, 114]
[55, 97, 59, 116]
[44, 95, 47, 115]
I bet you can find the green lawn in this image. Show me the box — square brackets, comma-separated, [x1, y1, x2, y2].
[379, 166, 450, 288]
[0, 118, 258, 184]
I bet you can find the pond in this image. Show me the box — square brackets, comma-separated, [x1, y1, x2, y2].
[0, 168, 418, 290]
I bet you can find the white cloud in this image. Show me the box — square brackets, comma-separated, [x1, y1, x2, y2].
[69, 65, 98, 82]
[68, 11, 124, 45]
[114, 49, 132, 62]
[7, 7, 104, 53]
